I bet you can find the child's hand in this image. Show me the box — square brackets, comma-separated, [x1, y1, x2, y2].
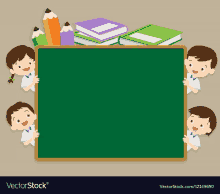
[183, 135, 189, 144]
[183, 78, 189, 87]
[33, 129, 39, 139]
[33, 75, 40, 84]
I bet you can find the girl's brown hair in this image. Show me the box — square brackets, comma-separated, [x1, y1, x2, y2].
[6, 45, 35, 83]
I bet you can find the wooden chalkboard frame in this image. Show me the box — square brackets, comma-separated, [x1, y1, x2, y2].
[35, 45, 187, 161]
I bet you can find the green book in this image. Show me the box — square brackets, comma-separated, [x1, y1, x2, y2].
[74, 31, 120, 45]
[120, 24, 183, 45]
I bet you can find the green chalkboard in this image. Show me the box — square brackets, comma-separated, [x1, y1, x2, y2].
[35, 45, 187, 161]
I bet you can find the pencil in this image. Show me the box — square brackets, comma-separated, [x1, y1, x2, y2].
[43, 8, 61, 45]
[32, 27, 48, 47]
[60, 22, 74, 45]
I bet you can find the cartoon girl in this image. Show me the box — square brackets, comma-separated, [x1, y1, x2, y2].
[6, 45, 39, 91]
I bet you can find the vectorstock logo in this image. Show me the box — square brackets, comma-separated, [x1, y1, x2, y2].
[6, 182, 49, 189]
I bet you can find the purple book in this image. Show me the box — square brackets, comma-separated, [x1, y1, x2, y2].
[75, 18, 128, 41]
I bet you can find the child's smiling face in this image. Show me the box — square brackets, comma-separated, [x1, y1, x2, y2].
[10, 54, 35, 76]
[187, 114, 212, 135]
[185, 56, 215, 78]
[11, 107, 36, 131]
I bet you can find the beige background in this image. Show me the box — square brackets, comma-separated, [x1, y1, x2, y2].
[0, 0, 219, 176]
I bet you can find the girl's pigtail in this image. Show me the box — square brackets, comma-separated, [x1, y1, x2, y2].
[8, 74, 15, 84]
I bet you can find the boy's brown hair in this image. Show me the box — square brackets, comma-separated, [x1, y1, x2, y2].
[187, 46, 217, 69]
[6, 45, 35, 84]
[189, 106, 217, 136]
[6, 102, 35, 126]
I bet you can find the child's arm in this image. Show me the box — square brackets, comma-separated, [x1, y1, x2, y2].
[23, 136, 35, 145]
[183, 78, 199, 93]
[187, 85, 198, 94]
[23, 82, 35, 92]
[23, 129, 39, 145]
[187, 142, 199, 151]
[183, 135, 199, 151]
[23, 76, 39, 92]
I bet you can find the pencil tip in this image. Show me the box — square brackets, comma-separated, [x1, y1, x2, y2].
[65, 22, 70, 26]
[34, 27, 39, 31]
[45, 8, 51, 13]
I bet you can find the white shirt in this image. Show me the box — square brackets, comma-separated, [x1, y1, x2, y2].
[21, 71, 35, 92]
[187, 130, 201, 151]
[187, 73, 201, 94]
[21, 125, 35, 146]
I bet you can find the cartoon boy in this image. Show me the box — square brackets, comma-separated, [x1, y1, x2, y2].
[183, 45, 217, 94]
[183, 106, 217, 151]
[6, 45, 39, 92]
[6, 102, 39, 146]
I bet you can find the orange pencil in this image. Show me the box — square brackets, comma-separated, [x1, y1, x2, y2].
[43, 8, 61, 45]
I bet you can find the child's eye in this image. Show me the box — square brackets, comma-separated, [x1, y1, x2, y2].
[200, 124, 204, 128]
[189, 64, 193, 67]
[18, 66, 21, 68]
[27, 114, 30, 118]
[201, 68, 205, 71]
[17, 119, 20, 124]
[190, 120, 193, 123]
[29, 62, 32, 65]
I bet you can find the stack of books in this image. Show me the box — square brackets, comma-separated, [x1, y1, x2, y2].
[74, 18, 128, 45]
[119, 24, 183, 45]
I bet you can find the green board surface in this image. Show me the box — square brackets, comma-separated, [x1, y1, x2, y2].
[37, 47, 185, 159]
